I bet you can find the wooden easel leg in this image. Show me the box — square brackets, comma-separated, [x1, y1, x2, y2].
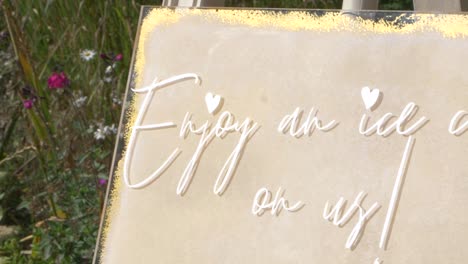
[342, 0, 379, 10]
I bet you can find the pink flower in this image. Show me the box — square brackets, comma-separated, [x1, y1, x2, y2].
[48, 72, 70, 89]
[23, 99, 34, 109]
[98, 178, 108, 187]
[114, 54, 123, 61]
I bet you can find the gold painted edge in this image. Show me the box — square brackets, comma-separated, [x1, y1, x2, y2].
[133, 8, 468, 87]
[97, 7, 468, 263]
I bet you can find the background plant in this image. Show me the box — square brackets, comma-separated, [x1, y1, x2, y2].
[0, 1, 160, 262]
[0, 0, 413, 263]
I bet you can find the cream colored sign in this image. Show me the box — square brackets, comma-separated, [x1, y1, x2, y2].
[95, 8, 468, 264]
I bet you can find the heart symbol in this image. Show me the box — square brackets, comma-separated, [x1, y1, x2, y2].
[205, 92, 222, 114]
[361, 87, 381, 110]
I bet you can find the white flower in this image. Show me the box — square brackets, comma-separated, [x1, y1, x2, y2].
[94, 124, 117, 140]
[104, 77, 113, 83]
[112, 97, 122, 105]
[73, 96, 87, 107]
[94, 128, 106, 140]
[105, 65, 113, 74]
[105, 63, 117, 74]
[103, 124, 117, 135]
[80, 49, 96, 61]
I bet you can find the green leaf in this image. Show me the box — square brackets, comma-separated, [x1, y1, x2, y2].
[16, 200, 29, 211]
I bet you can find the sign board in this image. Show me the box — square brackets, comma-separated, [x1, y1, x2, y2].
[94, 7, 468, 264]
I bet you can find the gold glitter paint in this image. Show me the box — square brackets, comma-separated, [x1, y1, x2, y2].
[97, 8, 468, 263]
[133, 8, 468, 87]
[97, 97, 136, 263]
[201, 9, 468, 37]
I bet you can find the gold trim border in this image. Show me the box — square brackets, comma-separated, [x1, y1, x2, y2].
[97, 7, 468, 263]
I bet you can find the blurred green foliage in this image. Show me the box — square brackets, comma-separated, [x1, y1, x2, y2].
[380, 0, 413, 10]
[0, 0, 161, 262]
[226, 0, 343, 8]
[226, 0, 413, 9]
